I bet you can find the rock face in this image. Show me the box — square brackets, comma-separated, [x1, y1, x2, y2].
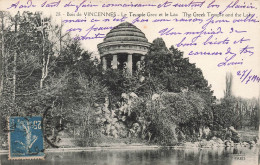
[151, 94, 160, 100]
[228, 126, 240, 143]
[95, 92, 145, 139]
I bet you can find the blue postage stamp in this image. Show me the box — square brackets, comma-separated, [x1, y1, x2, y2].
[8, 116, 44, 160]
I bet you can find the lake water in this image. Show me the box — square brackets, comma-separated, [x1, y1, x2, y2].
[0, 147, 259, 165]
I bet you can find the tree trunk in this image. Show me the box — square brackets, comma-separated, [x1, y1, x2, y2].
[13, 15, 18, 103]
[13, 51, 17, 102]
[40, 54, 50, 89]
[0, 14, 3, 140]
[39, 16, 50, 89]
[73, 123, 75, 139]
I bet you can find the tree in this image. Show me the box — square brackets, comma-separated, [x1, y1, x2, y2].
[213, 72, 259, 130]
[0, 11, 5, 96]
[144, 38, 215, 102]
[41, 39, 108, 146]
[224, 72, 233, 98]
[130, 91, 207, 144]
[0, 11, 107, 147]
[142, 38, 215, 128]
[122, 38, 216, 144]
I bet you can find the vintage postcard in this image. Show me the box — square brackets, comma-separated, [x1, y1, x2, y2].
[0, 0, 259, 164]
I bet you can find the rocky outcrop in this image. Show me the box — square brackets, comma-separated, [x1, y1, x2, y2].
[95, 92, 148, 139]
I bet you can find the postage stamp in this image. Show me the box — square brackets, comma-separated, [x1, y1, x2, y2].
[8, 116, 44, 160]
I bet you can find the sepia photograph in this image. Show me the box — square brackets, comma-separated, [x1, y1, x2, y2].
[0, 0, 259, 164]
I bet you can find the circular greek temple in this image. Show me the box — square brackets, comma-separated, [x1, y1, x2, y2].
[97, 22, 151, 75]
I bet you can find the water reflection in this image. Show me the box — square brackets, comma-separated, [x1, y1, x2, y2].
[0, 147, 258, 165]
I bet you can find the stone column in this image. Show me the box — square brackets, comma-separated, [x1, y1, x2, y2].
[112, 54, 118, 69]
[102, 56, 107, 70]
[127, 54, 132, 75]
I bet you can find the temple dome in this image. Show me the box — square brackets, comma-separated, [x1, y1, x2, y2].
[98, 22, 151, 57]
[103, 22, 148, 43]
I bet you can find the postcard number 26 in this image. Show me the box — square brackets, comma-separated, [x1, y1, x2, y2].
[33, 121, 41, 129]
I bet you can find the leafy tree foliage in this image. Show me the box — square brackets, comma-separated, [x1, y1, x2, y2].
[142, 38, 215, 111]
[114, 38, 216, 143]
[213, 96, 259, 130]
[0, 11, 107, 147]
[142, 38, 215, 127]
[213, 73, 259, 131]
[130, 91, 207, 144]
[1, 12, 257, 148]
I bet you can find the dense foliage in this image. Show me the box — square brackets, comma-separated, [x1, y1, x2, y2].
[0, 11, 258, 148]
[0, 11, 107, 147]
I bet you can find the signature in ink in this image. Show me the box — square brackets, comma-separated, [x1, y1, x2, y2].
[217, 45, 254, 67]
